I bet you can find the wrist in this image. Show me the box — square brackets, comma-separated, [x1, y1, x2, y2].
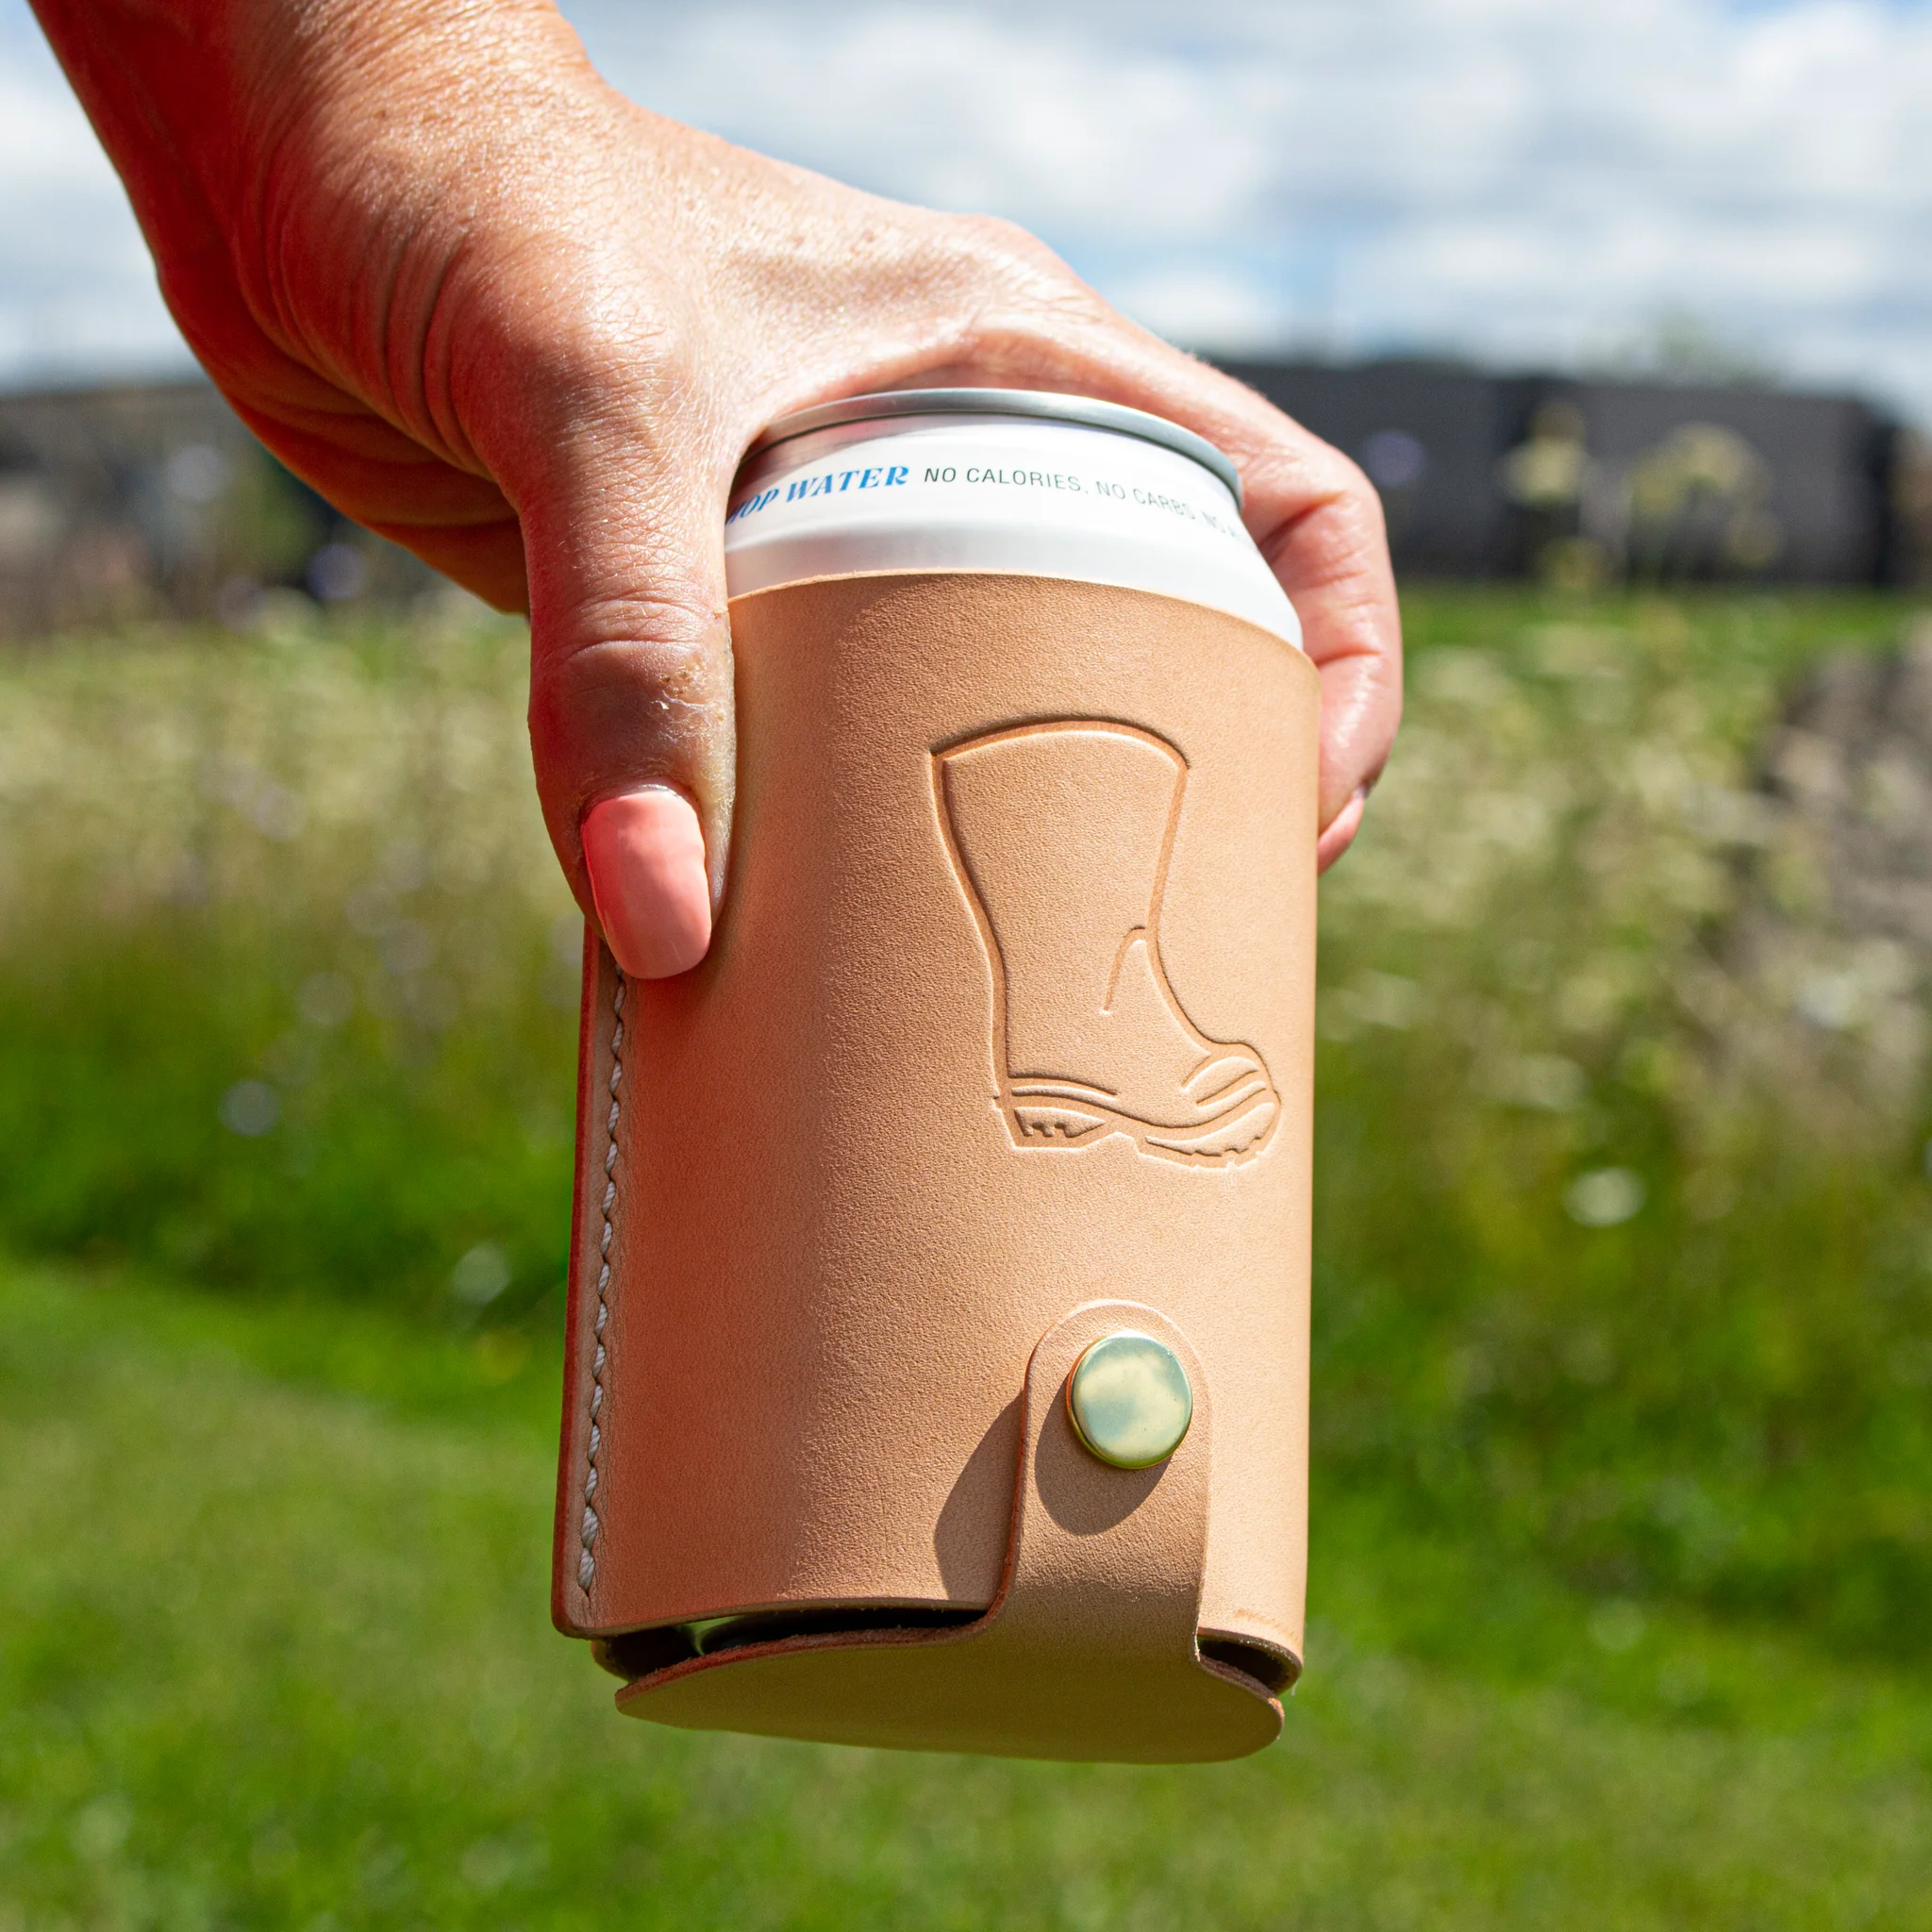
[31, 0, 602, 245]
[232, 0, 611, 237]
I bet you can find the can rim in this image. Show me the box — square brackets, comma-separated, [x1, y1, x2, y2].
[745, 389, 1244, 509]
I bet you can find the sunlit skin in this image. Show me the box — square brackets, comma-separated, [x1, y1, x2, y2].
[29, 0, 1401, 968]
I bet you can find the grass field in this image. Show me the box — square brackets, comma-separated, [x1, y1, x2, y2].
[5, 587, 1932, 1925]
[6, 1259, 1931, 1930]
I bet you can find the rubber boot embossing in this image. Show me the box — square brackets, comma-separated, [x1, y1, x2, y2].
[935, 722, 1279, 1166]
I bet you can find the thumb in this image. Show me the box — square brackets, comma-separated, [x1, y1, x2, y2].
[517, 426, 737, 981]
[580, 788, 713, 979]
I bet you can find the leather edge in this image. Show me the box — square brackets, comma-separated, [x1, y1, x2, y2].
[550, 928, 613, 1637]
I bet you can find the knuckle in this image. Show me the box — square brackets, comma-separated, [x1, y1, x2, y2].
[1251, 433, 1383, 524]
[950, 210, 1053, 266]
[538, 596, 723, 667]
[528, 629, 731, 774]
[934, 211, 1089, 308]
[534, 322, 702, 444]
[472, 255, 708, 439]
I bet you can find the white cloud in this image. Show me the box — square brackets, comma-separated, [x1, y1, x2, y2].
[3, 0, 1931, 420]
[0, 8, 187, 383]
[564, 0, 1932, 416]
[1109, 265, 1283, 353]
[585, 6, 1287, 244]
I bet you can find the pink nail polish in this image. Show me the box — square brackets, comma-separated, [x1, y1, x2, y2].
[581, 789, 712, 979]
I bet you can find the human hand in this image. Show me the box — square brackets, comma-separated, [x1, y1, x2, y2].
[33, 0, 1401, 975]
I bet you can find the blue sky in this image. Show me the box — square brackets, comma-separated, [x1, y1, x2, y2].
[3, 0, 1930, 417]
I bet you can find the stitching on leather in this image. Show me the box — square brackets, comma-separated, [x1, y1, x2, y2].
[577, 974, 625, 1595]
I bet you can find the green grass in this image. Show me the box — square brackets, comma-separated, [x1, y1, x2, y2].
[0, 609, 579, 1312]
[1312, 590, 1932, 1657]
[8, 587, 1932, 1920]
[5, 1257, 1930, 1930]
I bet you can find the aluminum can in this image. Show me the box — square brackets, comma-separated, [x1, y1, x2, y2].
[555, 391, 1321, 1764]
[722, 389, 1301, 642]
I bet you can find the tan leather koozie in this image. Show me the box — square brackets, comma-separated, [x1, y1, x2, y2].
[552, 573, 1319, 1763]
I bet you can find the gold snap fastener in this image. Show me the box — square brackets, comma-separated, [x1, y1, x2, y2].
[1066, 1331, 1192, 1469]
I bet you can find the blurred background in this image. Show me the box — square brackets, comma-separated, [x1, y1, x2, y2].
[4, 2, 1932, 1926]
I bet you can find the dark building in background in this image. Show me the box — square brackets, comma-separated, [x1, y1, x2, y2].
[0, 366, 1924, 640]
[1220, 359, 1534, 577]
[1220, 358, 1911, 587]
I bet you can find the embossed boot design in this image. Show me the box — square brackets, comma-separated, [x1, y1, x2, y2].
[936, 722, 1278, 1165]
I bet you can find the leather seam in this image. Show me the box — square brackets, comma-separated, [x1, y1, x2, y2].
[576, 973, 626, 1595]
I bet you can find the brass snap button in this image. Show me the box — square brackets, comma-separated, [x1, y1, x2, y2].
[1066, 1331, 1192, 1469]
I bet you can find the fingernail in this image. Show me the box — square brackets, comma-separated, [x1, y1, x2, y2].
[1315, 783, 1371, 873]
[1325, 782, 1370, 834]
[581, 788, 712, 979]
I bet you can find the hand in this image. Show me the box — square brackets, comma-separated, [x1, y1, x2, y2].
[33, 0, 1402, 975]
